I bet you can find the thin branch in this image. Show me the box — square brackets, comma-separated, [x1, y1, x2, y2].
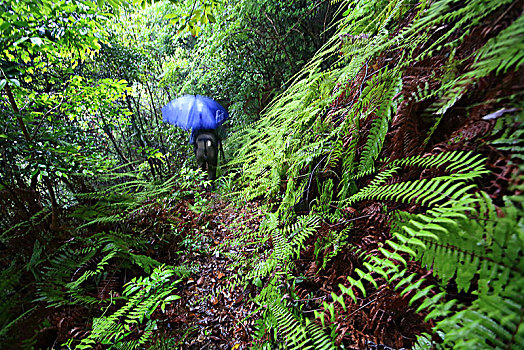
[1, 69, 60, 231]
[30, 91, 67, 142]
[182, 0, 199, 31]
[1, 69, 30, 140]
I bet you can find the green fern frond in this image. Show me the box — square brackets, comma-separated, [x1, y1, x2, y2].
[269, 302, 335, 350]
[315, 226, 351, 270]
[276, 215, 321, 263]
[35, 231, 165, 308]
[270, 303, 313, 350]
[304, 319, 337, 350]
[409, 0, 514, 62]
[491, 108, 524, 160]
[75, 265, 182, 350]
[225, 1, 522, 348]
[246, 215, 320, 284]
[357, 74, 402, 173]
[0, 208, 50, 243]
[346, 151, 488, 206]
[404, 1, 521, 129]
[469, 12, 524, 76]
[391, 189, 524, 349]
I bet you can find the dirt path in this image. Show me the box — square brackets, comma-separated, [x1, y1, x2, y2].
[159, 194, 264, 349]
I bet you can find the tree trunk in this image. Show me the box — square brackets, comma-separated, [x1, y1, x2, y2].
[3, 80, 60, 232]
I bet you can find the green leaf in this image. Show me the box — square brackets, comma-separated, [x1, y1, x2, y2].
[0, 21, 11, 31]
[12, 20, 29, 28]
[0, 79, 6, 90]
[83, 1, 97, 9]
[30, 37, 43, 46]
[410, 285, 435, 305]
[355, 268, 378, 288]
[107, 0, 119, 8]
[339, 283, 356, 302]
[9, 79, 20, 87]
[164, 294, 181, 302]
[13, 36, 29, 46]
[254, 277, 263, 287]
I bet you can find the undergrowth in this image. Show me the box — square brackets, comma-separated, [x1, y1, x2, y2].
[2, 0, 522, 348]
[224, 0, 524, 348]
[0, 165, 206, 348]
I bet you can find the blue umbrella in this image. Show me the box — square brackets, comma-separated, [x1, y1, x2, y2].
[161, 95, 228, 131]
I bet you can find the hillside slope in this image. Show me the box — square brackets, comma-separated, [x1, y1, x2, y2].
[1, 0, 522, 349]
[224, 0, 523, 348]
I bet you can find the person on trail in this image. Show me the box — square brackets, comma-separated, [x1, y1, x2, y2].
[190, 127, 225, 182]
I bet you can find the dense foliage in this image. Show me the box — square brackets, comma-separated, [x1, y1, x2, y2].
[228, 0, 523, 348]
[1, 0, 522, 349]
[159, 0, 337, 123]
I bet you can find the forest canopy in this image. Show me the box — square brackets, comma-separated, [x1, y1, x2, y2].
[1, 0, 523, 349]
